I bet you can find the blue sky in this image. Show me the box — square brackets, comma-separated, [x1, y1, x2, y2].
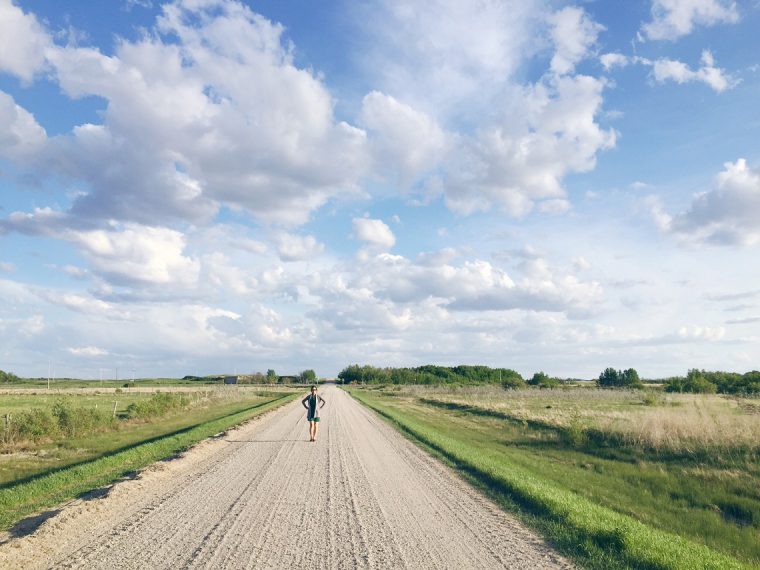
[1, 0, 759, 379]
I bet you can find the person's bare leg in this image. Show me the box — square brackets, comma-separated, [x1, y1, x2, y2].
[313, 422, 319, 442]
[309, 421, 315, 441]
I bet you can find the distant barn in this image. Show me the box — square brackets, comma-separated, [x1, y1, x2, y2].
[223, 376, 239, 385]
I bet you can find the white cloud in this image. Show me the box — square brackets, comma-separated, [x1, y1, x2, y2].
[573, 257, 592, 271]
[37, 290, 119, 316]
[652, 50, 737, 92]
[67, 224, 200, 287]
[548, 7, 603, 75]
[658, 159, 760, 246]
[360, 91, 447, 188]
[352, 3, 614, 218]
[642, 0, 739, 41]
[600, 53, 631, 71]
[352, 218, 396, 250]
[0, 0, 51, 82]
[1, 0, 369, 228]
[68, 346, 109, 357]
[0, 91, 47, 160]
[444, 74, 616, 216]
[677, 325, 725, 341]
[0, 261, 15, 272]
[355, 0, 543, 120]
[274, 233, 324, 262]
[328, 251, 603, 320]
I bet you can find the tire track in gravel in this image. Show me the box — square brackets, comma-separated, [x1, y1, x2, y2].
[0, 385, 575, 569]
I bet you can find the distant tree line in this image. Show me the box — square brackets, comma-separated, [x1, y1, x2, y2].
[181, 368, 317, 384]
[338, 364, 525, 388]
[0, 370, 20, 383]
[664, 369, 759, 395]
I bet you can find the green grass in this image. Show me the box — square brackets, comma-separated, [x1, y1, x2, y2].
[0, 392, 157, 416]
[0, 392, 288, 486]
[347, 387, 757, 570]
[0, 392, 298, 531]
[0, 378, 219, 389]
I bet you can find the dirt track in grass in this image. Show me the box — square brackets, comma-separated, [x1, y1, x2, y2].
[0, 385, 574, 569]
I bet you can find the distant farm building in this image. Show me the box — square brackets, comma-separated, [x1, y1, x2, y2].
[223, 376, 239, 385]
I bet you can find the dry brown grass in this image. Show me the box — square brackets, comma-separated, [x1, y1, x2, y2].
[388, 385, 760, 453]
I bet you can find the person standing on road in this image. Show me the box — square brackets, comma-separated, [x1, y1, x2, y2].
[302, 385, 326, 442]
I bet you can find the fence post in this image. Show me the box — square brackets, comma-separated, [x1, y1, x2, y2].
[112, 401, 118, 418]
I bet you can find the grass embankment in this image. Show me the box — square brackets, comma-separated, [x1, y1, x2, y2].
[347, 387, 758, 570]
[0, 389, 294, 486]
[0, 391, 298, 530]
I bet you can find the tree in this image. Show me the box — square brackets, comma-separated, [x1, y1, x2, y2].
[266, 369, 277, 384]
[620, 368, 643, 389]
[300, 369, 317, 384]
[0, 369, 20, 383]
[597, 368, 619, 388]
[597, 367, 642, 389]
[338, 365, 362, 384]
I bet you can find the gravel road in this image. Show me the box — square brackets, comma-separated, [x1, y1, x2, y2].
[0, 385, 574, 569]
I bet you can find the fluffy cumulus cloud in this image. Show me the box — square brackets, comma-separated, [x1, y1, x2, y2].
[352, 218, 396, 250]
[274, 233, 324, 262]
[652, 159, 760, 246]
[1, 0, 617, 230]
[355, 2, 615, 217]
[548, 6, 603, 75]
[444, 74, 615, 216]
[652, 50, 737, 92]
[360, 91, 447, 188]
[0, 0, 368, 228]
[0, 0, 51, 81]
[599, 50, 736, 94]
[1, 211, 200, 287]
[355, 0, 543, 119]
[0, 90, 47, 160]
[641, 0, 739, 41]
[318, 250, 603, 321]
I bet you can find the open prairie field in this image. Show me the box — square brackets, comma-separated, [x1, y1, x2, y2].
[347, 385, 760, 568]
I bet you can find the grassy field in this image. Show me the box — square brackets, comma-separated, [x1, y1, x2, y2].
[1, 378, 219, 389]
[0, 390, 300, 530]
[347, 385, 759, 569]
[0, 387, 300, 487]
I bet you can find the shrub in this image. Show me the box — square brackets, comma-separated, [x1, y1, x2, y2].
[528, 371, 561, 389]
[126, 393, 186, 419]
[642, 392, 659, 406]
[15, 409, 58, 441]
[52, 400, 112, 437]
[501, 376, 527, 390]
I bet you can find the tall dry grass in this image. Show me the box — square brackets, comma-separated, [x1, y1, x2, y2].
[390, 385, 760, 455]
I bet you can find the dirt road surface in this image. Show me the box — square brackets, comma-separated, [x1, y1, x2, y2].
[0, 385, 574, 569]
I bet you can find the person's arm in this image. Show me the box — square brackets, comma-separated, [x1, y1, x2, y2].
[302, 395, 310, 409]
[319, 395, 326, 408]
